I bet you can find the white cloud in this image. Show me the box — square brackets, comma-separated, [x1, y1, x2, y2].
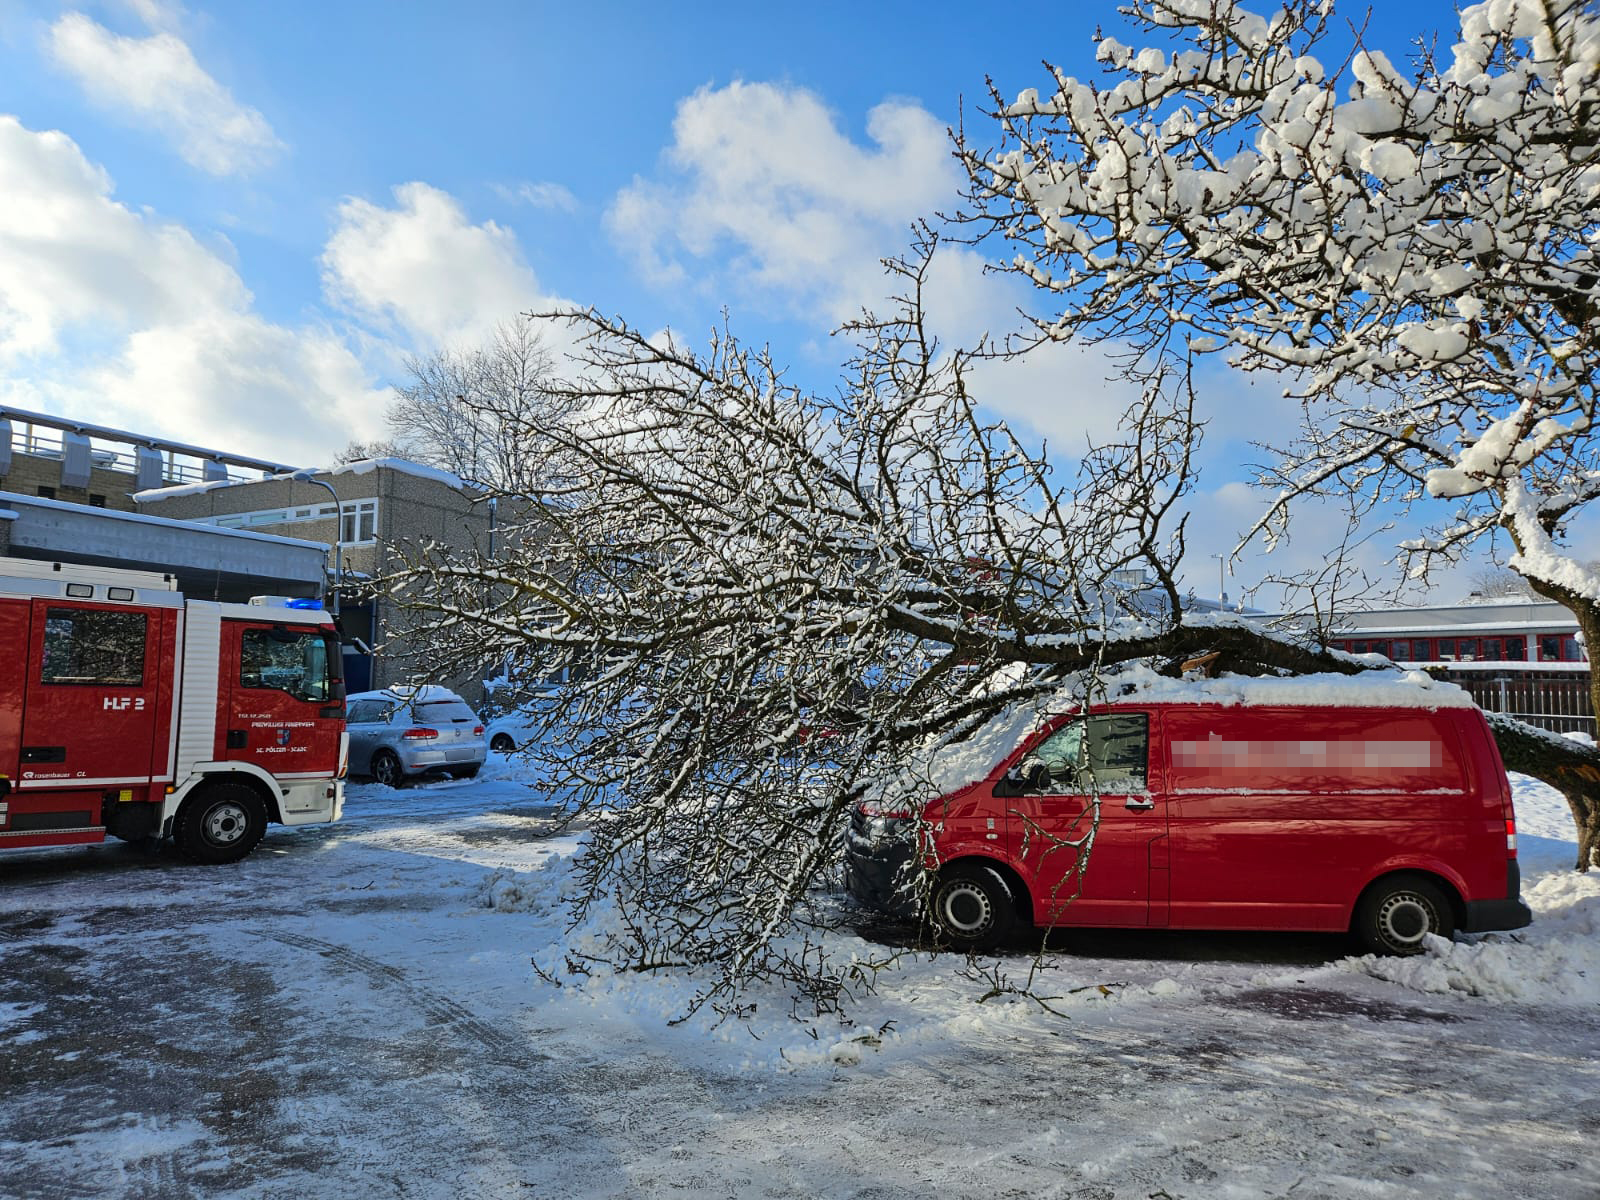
[493, 180, 579, 213]
[0, 115, 385, 465]
[117, 0, 185, 33]
[0, 115, 244, 359]
[46, 11, 282, 176]
[607, 81, 957, 322]
[322, 182, 555, 349]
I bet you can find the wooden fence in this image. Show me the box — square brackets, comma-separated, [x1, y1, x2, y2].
[1434, 667, 1595, 735]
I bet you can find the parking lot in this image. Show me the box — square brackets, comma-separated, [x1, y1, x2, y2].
[2, 766, 1597, 1199]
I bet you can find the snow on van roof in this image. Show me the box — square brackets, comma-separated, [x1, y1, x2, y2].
[867, 663, 1475, 810]
[1102, 662, 1477, 709]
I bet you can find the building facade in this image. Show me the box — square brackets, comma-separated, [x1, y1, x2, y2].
[1, 405, 294, 511]
[1332, 598, 1591, 734]
[136, 460, 494, 698]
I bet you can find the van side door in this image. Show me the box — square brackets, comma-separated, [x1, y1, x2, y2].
[1162, 706, 1466, 931]
[1005, 710, 1166, 927]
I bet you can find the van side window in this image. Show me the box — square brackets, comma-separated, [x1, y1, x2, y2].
[41, 607, 148, 686]
[1023, 714, 1149, 793]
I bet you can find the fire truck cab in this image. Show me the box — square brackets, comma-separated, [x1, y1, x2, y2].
[0, 559, 347, 864]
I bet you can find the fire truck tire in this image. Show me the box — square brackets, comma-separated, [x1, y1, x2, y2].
[370, 750, 406, 788]
[174, 783, 268, 865]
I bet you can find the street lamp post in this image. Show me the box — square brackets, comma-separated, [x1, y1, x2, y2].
[290, 469, 342, 621]
[1212, 553, 1227, 610]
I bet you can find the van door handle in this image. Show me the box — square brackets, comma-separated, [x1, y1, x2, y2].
[1124, 797, 1155, 811]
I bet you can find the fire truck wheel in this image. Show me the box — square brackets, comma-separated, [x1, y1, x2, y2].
[929, 864, 1017, 951]
[175, 783, 268, 865]
[370, 750, 406, 788]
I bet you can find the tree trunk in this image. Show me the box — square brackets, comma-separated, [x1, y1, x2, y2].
[1496, 572, 1600, 870]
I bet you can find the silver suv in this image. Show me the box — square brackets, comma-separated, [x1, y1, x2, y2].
[345, 686, 487, 786]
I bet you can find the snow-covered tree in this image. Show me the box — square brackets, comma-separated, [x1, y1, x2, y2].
[393, 243, 1371, 1005]
[385, 319, 573, 490]
[959, 0, 1600, 864]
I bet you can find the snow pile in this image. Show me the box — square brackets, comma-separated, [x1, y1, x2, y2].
[473, 861, 573, 916]
[1348, 867, 1600, 1004]
[1103, 661, 1474, 708]
[1348, 773, 1599, 1006]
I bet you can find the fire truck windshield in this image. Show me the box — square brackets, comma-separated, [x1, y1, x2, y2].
[241, 628, 334, 703]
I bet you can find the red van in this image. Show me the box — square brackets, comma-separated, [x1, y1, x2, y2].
[844, 676, 1532, 954]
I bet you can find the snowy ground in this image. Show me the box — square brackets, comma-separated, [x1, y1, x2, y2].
[1, 760, 1596, 1199]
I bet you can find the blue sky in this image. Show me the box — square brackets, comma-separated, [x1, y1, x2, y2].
[0, 0, 1478, 600]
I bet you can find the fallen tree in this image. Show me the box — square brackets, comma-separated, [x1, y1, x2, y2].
[391, 245, 1591, 1010]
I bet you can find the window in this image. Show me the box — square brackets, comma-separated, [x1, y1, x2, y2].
[1506, 636, 1528, 661]
[36, 486, 55, 499]
[1436, 638, 1458, 661]
[1021, 714, 1149, 793]
[196, 498, 378, 544]
[89, 494, 106, 508]
[240, 628, 337, 702]
[346, 699, 385, 723]
[1538, 633, 1583, 662]
[41, 607, 147, 686]
[340, 500, 378, 544]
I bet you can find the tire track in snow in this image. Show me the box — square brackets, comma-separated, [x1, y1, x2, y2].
[250, 929, 540, 1063]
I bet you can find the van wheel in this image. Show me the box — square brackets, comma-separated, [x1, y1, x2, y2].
[370, 750, 405, 788]
[930, 865, 1017, 951]
[1355, 876, 1454, 956]
[175, 783, 267, 865]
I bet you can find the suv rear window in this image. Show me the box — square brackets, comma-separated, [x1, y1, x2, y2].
[414, 700, 477, 723]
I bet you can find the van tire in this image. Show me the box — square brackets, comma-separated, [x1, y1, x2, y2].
[1355, 875, 1454, 956]
[174, 782, 267, 865]
[930, 864, 1017, 951]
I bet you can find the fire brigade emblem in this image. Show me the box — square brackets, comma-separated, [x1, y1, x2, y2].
[276, 729, 292, 747]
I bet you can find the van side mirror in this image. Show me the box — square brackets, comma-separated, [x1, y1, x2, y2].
[995, 760, 1048, 797]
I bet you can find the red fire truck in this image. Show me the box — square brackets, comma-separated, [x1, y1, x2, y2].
[0, 558, 347, 863]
